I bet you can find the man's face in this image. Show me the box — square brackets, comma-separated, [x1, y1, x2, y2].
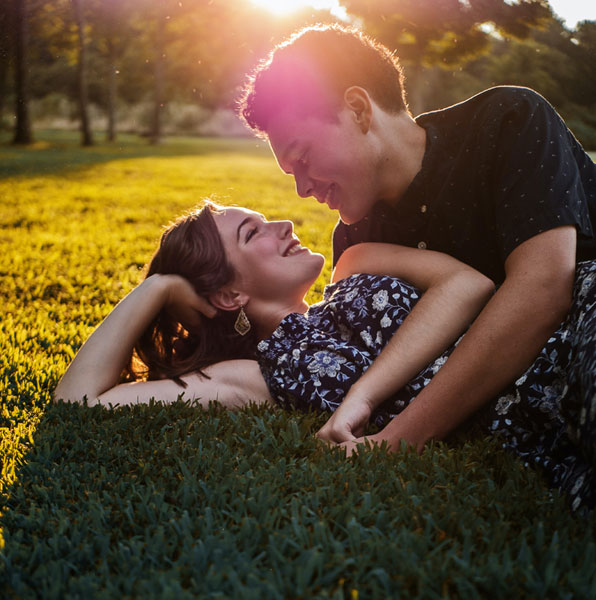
[266, 107, 381, 225]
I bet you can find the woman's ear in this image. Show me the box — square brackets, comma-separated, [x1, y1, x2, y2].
[343, 86, 373, 133]
[209, 288, 248, 312]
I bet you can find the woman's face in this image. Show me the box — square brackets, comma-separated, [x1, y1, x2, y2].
[213, 207, 325, 306]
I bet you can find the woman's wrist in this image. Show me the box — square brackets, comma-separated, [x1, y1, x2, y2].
[143, 273, 177, 305]
[347, 379, 384, 412]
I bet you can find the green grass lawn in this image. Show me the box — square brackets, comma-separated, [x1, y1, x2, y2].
[1, 132, 595, 599]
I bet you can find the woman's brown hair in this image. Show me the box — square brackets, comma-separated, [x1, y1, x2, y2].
[126, 203, 257, 385]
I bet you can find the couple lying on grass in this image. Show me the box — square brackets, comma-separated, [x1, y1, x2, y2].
[55, 202, 596, 513]
[58, 25, 596, 512]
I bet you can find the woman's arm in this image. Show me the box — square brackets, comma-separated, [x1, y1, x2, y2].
[317, 243, 495, 443]
[54, 274, 272, 408]
[95, 359, 273, 408]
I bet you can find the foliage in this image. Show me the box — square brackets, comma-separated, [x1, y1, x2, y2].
[1, 134, 596, 598]
[403, 17, 596, 148]
[1, 0, 340, 142]
[1, 1, 594, 147]
[342, 0, 552, 67]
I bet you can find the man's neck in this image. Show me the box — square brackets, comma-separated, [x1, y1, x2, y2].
[375, 110, 427, 205]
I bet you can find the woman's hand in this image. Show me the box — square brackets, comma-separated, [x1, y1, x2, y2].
[316, 386, 374, 443]
[162, 274, 217, 332]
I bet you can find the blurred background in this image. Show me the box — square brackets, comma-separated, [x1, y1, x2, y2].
[2, 0, 595, 148]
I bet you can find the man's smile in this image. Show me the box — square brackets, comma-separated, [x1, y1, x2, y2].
[321, 184, 338, 210]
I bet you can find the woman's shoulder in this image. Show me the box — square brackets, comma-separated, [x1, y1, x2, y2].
[313, 273, 421, 333]
[322, 273, 418, 302]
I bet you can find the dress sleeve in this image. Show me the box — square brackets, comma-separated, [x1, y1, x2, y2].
[256, 275, 422, 416]
[257, 330, 374, 415]
[489, 88, 593, 260]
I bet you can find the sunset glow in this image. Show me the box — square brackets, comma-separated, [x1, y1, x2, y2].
[251, 0, 347, 19]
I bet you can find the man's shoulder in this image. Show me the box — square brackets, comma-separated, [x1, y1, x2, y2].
[463, 85, 545, 105]
[416, 86, 547, 125]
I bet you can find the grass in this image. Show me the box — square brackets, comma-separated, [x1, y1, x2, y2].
[1, 131, 595, 598]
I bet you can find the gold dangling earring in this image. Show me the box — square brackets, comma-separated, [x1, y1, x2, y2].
[234, 306, 251, 336]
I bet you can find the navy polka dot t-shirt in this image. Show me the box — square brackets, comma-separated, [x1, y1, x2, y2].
[333, 86, 596, 283]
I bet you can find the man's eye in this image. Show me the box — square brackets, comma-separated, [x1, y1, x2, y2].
[246, 227, 257, 242]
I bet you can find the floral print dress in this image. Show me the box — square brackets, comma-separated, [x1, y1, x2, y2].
[256, 263, 596, 512]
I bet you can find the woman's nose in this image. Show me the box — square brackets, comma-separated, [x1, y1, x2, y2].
[273, 220, 293, 238]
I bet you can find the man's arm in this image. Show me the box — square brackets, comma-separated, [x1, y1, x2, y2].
[317, 242, 494, 442]
[345, 225, 576, 453]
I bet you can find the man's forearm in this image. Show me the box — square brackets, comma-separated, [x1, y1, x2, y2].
[347, 269, 494, 406]
[378, 265, 573, 451]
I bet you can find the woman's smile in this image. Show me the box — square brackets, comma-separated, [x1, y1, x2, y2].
[283, 239, 307, 256]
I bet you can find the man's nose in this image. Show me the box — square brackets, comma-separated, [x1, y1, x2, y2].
[294, 171, 314, 198]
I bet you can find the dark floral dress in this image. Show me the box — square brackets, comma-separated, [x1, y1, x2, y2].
[256, 263, 596, 512]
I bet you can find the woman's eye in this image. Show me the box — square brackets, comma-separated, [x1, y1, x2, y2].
[246, 227, 258, 242]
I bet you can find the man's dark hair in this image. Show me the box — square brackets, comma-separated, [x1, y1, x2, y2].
[239, 24, 408, 139]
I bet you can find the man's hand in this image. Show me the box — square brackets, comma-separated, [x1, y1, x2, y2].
[316, 388, 374, 443]
[162, 274, 217, 332]
[339, 433, 387, 456]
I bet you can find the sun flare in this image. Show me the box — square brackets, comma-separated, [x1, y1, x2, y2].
[251, 0, 311, 15]
[251, 0, 347, 19]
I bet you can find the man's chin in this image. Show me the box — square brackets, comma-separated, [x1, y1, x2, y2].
[338, 200, 375, 225]
[338, 211, 363, 226]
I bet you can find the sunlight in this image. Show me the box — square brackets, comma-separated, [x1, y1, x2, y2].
[252, 0, 311, 15]
[251, 0, 347, 19]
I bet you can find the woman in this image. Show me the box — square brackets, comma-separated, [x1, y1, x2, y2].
[55, 203, 595, 511]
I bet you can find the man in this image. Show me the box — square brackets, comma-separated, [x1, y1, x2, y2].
[238, 24, 596, 453]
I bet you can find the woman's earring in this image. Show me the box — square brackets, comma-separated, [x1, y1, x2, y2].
[234, 307, 251, 336]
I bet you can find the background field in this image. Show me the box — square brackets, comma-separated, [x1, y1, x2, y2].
[1, 133, 596, 598]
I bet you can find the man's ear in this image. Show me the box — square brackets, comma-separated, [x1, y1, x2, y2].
[209, 288, 249, 312]
[343, 86, 373, 133]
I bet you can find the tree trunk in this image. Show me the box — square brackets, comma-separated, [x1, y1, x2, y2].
[0, 5, 11, 129]
[106, 37, 116, 142]
[72, 0, 93, 146]
[0, 46, 8, 129]
[12, 0, 32, 145]
[150, 15, 165, 145]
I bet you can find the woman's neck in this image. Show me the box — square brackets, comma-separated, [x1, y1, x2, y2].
[249, 298, 310, 340]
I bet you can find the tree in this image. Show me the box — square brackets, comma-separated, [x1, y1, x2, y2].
[129, 0, 183, 144]
[12, 0, 33, 144]
[0, 5, 11, 128]
[409, 15, 596, 147]
[71, 0, 93, 145]
[87, 0, 134, 141]
[342, 0, 552, 113]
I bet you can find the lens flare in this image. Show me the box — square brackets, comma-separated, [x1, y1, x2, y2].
[251, 0, 347, 19]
